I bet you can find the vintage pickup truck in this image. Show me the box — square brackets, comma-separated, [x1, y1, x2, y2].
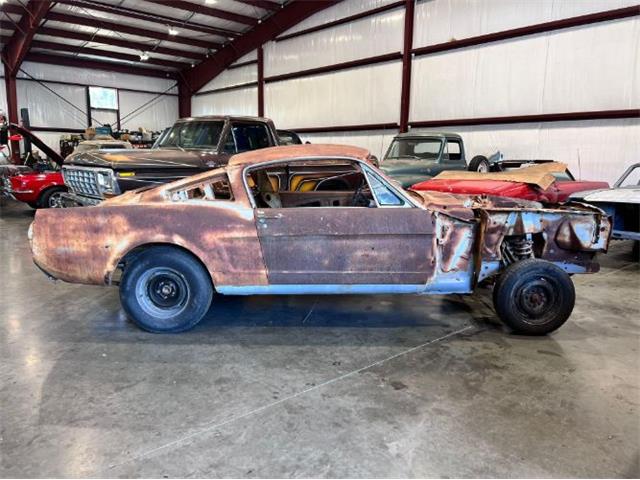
[379, 132, 493, 188]
[61, 115, 280, 206]
[30, 145, 611, 336]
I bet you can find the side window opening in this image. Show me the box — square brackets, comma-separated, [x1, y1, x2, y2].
[445, 140, 462, 161]
[170, 174, 233, 202]
[223, 133, 236, 154]
[245, 160, 376, 209]
[231, 122, 272, 153]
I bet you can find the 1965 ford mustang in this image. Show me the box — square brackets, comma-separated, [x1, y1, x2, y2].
[29, 145, 611, 335]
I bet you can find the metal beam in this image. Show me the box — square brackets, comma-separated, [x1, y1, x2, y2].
[25, 52, 178, 79]
[144, 0, 258, 26]
[3, 64, 20, 162]
[183, 0, 341, 93]
[178, 80, 191, 118]
[399, 0, 414, 133]
[36, 25, 206, 61]
[264, 52, 401, 84]
[2, 1, 52, 75]
[46, 10, 221, 50]
[54, 0, 240, 38]
[236, 0, 282, 12]
[257, 46, 264, 117]
[29, 39, 188, 70]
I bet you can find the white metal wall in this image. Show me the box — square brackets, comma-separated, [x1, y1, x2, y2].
[191, 52, 259, 117]
[192, 87, 258, 117]
[7, 61, 178, 153]
[192, 0, 639, 184]
[410, 17, 640, 121]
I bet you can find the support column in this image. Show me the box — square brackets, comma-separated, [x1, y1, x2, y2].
[3, 63, 20, 163]
[257, 46, 265, 117]
[178, 79, 192, 118]
[399, 0, 415, 133]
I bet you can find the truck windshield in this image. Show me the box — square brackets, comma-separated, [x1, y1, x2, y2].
[158, 121, 224, 150]
[386, 138, 443, 160]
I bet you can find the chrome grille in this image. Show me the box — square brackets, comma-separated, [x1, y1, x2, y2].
[63, 167, 104, 199]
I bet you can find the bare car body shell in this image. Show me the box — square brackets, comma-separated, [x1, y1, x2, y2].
[30, 145, 611, 297]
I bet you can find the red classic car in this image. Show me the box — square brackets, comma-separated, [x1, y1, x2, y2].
[411, 160, 609, 204]
[4, 171, 66, 208]
[1, 124, 67, 208]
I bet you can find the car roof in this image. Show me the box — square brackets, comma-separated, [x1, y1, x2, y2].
[228, 144, 372, 167]
[176, 115, 272, 123]
[393, 131, 462, 140]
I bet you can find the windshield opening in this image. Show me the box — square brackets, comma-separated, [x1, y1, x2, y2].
[158, 121, 224, 150]
[386, 138, 443, 161]
[617, 165, 640, 187]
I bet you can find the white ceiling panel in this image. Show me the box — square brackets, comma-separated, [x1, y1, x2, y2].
[51, 3, 228, 43]
[41, 20, 210, 54]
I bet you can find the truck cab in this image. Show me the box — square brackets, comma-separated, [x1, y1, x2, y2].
[61, 115, 279, 206]
[379, 132, 489, 188]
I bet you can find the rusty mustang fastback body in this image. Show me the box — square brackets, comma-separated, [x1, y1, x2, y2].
[30, 144, 611, 334]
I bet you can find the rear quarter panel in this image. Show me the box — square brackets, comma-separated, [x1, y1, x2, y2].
[31, 201, 268, 287]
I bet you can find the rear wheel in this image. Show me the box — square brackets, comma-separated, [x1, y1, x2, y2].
[493, 259, 575, 335]
[120, 246, 213, 333]
[468, 155, 490, 172]
[38, 186, 66, 208]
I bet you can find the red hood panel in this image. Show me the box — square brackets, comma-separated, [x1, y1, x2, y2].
[412, 179, 542, 201]
[411, 178, 610, 203]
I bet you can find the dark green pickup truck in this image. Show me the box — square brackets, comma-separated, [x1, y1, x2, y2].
[379, 132, 492, 188]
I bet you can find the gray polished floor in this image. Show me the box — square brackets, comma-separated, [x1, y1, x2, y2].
[1, 199, 638, 478]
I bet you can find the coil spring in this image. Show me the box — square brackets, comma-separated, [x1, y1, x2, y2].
[502, 236, 534, 264]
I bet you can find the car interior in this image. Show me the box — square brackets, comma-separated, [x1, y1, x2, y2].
[245, 160, 405, 209]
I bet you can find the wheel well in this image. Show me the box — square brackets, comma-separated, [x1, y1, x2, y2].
[38, 184, 67, 199]
[114, 243, 214, 289]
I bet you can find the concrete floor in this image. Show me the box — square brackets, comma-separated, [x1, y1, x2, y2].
[1, 198, 638, 478]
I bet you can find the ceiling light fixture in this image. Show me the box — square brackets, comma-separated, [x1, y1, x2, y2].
[140, 52, 149, 61]
[205, 0, 217, 4]
[168, 26, 179, 35]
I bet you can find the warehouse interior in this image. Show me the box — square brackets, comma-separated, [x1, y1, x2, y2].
[1, 0, 639, 478]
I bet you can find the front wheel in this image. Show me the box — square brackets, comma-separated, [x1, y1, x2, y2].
[492, 259, 575, 335]
[120, 246, 213, 333]
[38, 187, 66, 208]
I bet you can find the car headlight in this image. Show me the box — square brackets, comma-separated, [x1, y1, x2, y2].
[96, 171, 114, 193]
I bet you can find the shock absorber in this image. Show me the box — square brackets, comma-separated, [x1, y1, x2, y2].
[502, 234, 534, 264]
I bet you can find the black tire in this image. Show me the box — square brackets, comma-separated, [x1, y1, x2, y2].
[38, 186, 66, 208]
[119, 246, 213, 333]
[468, 155, 490, 172]
[492, 259, 575, 335]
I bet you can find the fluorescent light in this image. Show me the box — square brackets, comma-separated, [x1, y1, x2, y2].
[140, 52, 149, 61]
[168, 27, 179, 35]
[205, 0, 217, 4]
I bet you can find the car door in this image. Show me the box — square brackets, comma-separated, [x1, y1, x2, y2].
[254, 166, 436, 287]
[438, 139, 466, 173]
